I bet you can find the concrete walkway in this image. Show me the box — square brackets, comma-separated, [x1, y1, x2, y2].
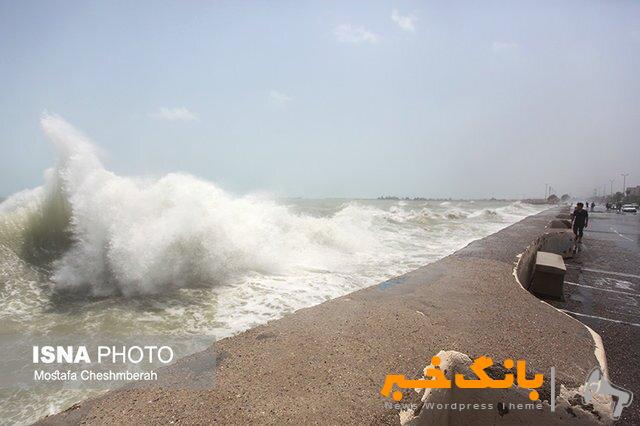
[549, 207, 640, 424]
[37, 208, 602, 425]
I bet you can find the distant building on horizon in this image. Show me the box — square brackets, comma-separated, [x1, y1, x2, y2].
[627, 185, 640, 197]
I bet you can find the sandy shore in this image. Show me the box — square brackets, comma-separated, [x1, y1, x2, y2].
[37, 207, 602, 424]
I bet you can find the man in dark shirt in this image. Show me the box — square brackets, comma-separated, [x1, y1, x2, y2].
[571, 202, 589, 243]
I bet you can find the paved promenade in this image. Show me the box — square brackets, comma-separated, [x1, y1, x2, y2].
[549, 207, 640, 424]
[38, 208, 603, 425]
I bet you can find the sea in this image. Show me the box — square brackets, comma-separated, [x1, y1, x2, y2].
[0, 115, 547, 424]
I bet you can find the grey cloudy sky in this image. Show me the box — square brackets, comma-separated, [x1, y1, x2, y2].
[1, 0, 639, 199]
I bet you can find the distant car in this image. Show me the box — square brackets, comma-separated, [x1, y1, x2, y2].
[621, 204, 638, 213]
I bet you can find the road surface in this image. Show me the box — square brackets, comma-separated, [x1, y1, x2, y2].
[550, 206, 640, 424]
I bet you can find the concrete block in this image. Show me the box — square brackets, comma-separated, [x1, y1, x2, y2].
[549, 219, 569, 229]
[549, 219, 572, 229]
[539, 231, 574, 259]
[530, 251, 566, 299]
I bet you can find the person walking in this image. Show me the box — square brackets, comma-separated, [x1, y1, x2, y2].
[571, 202, 589, 243]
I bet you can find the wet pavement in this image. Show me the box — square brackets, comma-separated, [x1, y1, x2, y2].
[549, 207, 640, 424]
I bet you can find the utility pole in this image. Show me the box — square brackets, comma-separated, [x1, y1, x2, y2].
[610, 179, 614, 197]
[544, 183, 550, 200]
[621, 173, 629, 197]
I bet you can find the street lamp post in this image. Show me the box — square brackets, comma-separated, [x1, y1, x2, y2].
[610, 179, 614, 197]
[621, 173, 629, 197]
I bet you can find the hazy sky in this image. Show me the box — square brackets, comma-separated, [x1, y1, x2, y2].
[1, 0, 639, 199]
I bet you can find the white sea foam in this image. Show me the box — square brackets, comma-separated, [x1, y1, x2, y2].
[11, 114, 385, 296]
[0, 114, 546, 425]
[0, 114, 545, 303]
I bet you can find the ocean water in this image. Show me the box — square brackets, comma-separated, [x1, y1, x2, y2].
[0, 115, 546, 424]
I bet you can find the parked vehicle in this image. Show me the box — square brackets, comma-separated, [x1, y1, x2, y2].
[621, 204, 638, 213]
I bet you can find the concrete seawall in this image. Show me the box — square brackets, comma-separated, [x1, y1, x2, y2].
[38, 207, 605, 424]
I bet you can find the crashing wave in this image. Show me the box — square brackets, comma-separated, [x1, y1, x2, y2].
[444, 208, 468, 220]
[0, 115, 543, 298]
[1, 115, 382, 297]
